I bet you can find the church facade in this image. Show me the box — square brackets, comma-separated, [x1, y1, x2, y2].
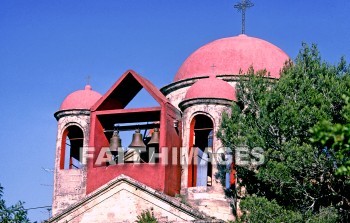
[48, 34, 289, 222]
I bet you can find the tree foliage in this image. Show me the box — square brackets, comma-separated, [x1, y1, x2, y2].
[0, 183, 30, 223]
[218, 44, 350, 222]
[310, 95, 350, 175]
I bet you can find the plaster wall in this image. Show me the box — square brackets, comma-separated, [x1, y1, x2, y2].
[180, 104, 230, 189]
[52, 111, 90, 216]
[180, 104, 234, 221]
[164, 78, 238, 110]
[165, 86, 190, 110]
[51, 179, 202, 223]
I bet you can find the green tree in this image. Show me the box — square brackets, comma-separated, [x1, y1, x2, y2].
[218, 44, 350, 222]
[311, 95, 350, 175]
[0, 183, 30, 223]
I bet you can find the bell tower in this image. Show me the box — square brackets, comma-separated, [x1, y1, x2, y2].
[52, 85, 102, 216]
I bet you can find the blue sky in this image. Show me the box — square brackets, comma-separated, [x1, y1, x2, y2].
[0, 0, 349, 221]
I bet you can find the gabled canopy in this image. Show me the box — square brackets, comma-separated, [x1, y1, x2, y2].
[91, 70, 169, 111]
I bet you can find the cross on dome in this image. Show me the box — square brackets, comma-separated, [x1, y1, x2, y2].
[86, 75, 91, 85]
[210, 64, 216, 75]
[234, 0, 254, 34]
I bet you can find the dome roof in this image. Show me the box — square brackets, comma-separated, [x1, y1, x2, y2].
[184, 77, 237, 101]
[174, 35, 289, 82]
[60, 85, 102, 110]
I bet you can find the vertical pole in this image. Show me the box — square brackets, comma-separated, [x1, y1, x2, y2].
[242, 9, 245, 34]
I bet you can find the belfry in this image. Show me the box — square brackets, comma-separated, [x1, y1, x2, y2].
[49, 2, 289, 222]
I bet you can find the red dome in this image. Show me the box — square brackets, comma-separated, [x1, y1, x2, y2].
[60, 85, 102, 110]
[184, 77, 237, 101]
[174, 35, 289, 82]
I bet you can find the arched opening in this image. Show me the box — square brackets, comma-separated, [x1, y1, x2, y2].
[60, 125, 84, 169]
[188, 114, 214, 187]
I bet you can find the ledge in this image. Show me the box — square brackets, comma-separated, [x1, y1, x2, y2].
[54, 109, 91, 121]
[160, 76, 209, 96]
[179, 98, 233, 111]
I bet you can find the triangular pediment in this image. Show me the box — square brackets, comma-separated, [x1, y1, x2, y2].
[91, 70, 169, 111]
[48, 175, 212, 223]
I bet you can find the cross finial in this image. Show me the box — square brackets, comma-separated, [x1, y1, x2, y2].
[234, 0, 254, 34]
[86, 75, 91, 85]
[210, 64, 217, 75]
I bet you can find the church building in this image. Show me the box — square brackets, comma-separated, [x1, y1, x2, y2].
[48, 4, 289, 222]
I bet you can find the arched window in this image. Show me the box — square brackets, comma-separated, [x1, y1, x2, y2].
[60, 125, 84, 169]
[188, 114, 214, 187]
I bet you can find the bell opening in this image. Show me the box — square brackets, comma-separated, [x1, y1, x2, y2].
[104, 122, 161, 164]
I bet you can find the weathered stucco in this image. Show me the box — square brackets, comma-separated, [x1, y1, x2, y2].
[52, 110, 91, 216]
[165, 86, 190, 110]
[49, 175, 219, 223]
[179, 103, 234, 221]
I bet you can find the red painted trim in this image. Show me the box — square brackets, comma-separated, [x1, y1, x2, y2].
[187, 118, 196, 187]
[60, 129, 69, 169]
[230, 162, 236, 186]
[95, 107, 161, 116]
[86, 164, 166, 194]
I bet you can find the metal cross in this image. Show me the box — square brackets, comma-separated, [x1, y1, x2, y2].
[86, 75, 91, 85]
[210, 64, 216, 75]
[234, 0, 254, 34]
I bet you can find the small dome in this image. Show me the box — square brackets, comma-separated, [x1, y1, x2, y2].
[184, 77, 237, 101]
[60, 85, 102, 110]
[174, 35, 289, 82]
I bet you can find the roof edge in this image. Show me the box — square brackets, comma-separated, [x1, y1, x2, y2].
[91, 70, 169, 111]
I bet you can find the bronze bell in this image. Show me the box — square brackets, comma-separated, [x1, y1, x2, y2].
[109, 130, 122, 154]
[129, 129, 146, 148]
[148, 128, 160, 145]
